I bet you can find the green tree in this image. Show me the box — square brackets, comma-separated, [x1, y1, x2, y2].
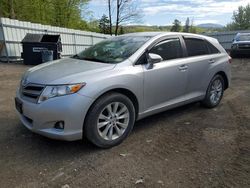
[119, 26, 124, 34]
[170, 19, 182, 32]
[227, 4, 250, 30]
[0, 0, 90, 30]
[51, 0, 89, 29]
[189, 18, 197, 33]
[183, 17, 190, 32]
[99, 14, 110, 34]
[87, 19, 100, 32]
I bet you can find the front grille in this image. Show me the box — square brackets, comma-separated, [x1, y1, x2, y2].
[238, 44, 250, 49]
[20, 83, 45, 103]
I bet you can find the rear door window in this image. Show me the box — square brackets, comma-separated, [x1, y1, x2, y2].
[184, 38, 209, 57]
[149, 38, 183, 61]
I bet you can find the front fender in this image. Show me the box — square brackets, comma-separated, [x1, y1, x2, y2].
[77, 65, 144, 112]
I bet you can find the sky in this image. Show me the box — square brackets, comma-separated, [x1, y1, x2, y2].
[87, 0, 250, 26]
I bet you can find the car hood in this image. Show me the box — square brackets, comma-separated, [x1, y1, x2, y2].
[24, 58, 116, 85]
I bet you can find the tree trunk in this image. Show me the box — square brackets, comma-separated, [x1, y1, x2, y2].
[108, 0, 112, 35]
[9, 0, 15, 19]
[115, 0, 120, 36]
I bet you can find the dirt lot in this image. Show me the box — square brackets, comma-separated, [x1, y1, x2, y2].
[0, 59, 249, 188]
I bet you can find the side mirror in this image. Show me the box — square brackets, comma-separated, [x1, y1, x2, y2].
[146, 53, 163, 69]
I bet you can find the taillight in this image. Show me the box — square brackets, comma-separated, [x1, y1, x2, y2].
[228, 56, 232, 64]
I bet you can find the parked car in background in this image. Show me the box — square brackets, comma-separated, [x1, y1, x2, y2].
[15, 32, 231, 148]
[231, 33, 250, 57]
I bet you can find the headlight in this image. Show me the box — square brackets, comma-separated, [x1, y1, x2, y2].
[231, 44, 238, 49]
[38, 83, 86, 103]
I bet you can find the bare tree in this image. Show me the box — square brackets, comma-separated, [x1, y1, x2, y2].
[115, 0, 142, 35]
[108, 0, 112, 35]
[107, 0, 142, 36]
[114, 0, 121, 35]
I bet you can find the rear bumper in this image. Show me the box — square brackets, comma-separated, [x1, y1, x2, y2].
[16, 90, 94, 141]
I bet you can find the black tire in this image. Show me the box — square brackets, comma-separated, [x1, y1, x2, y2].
[202, 74, 225, 108]
[84, 92, 136, 148]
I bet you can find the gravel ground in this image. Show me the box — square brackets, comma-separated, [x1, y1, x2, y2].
[0, 59, 249, 188]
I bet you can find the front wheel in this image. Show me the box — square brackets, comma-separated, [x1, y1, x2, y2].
[84, 92, 135, 148]
[202, 75, 224, 108]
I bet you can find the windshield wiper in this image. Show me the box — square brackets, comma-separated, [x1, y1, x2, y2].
[72, 55, 109, 63]
[72, 54, 80, 59]
[82, 57, 108, 63]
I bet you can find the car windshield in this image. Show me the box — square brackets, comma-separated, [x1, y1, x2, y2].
[72, 36, 151, 64]
[237, 34, 250, 41]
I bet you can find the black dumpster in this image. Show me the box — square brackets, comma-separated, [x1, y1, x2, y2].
[21, 33, 62, 65]
[41, 50, 54, 63]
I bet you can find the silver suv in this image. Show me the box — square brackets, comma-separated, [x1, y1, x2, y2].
[15, 32, 231, 148]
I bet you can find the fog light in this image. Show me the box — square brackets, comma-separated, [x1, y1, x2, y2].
[54, 121, 64, 130]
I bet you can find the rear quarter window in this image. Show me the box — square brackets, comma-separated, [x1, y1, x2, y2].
[206, 41, 220, 54]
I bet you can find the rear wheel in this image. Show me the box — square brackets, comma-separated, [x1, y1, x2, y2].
[202, 75, 224, 108]
[84, 92, 135, 148]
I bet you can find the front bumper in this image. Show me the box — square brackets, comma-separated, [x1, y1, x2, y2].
[15, 90, 94, 141]
[231, 49, 250, 56]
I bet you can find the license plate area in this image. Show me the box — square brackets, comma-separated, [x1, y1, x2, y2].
[15, 97, 23, 114]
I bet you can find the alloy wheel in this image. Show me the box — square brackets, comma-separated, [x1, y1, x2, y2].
[97, 102, 130, 141]
[209, 79, 223, 105]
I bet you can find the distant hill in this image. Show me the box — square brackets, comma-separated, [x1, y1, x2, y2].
[197, 23, 224, 29]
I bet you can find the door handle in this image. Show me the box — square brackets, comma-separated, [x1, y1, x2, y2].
[208, 59, 215, 64]
[178, 64, 188, 71]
